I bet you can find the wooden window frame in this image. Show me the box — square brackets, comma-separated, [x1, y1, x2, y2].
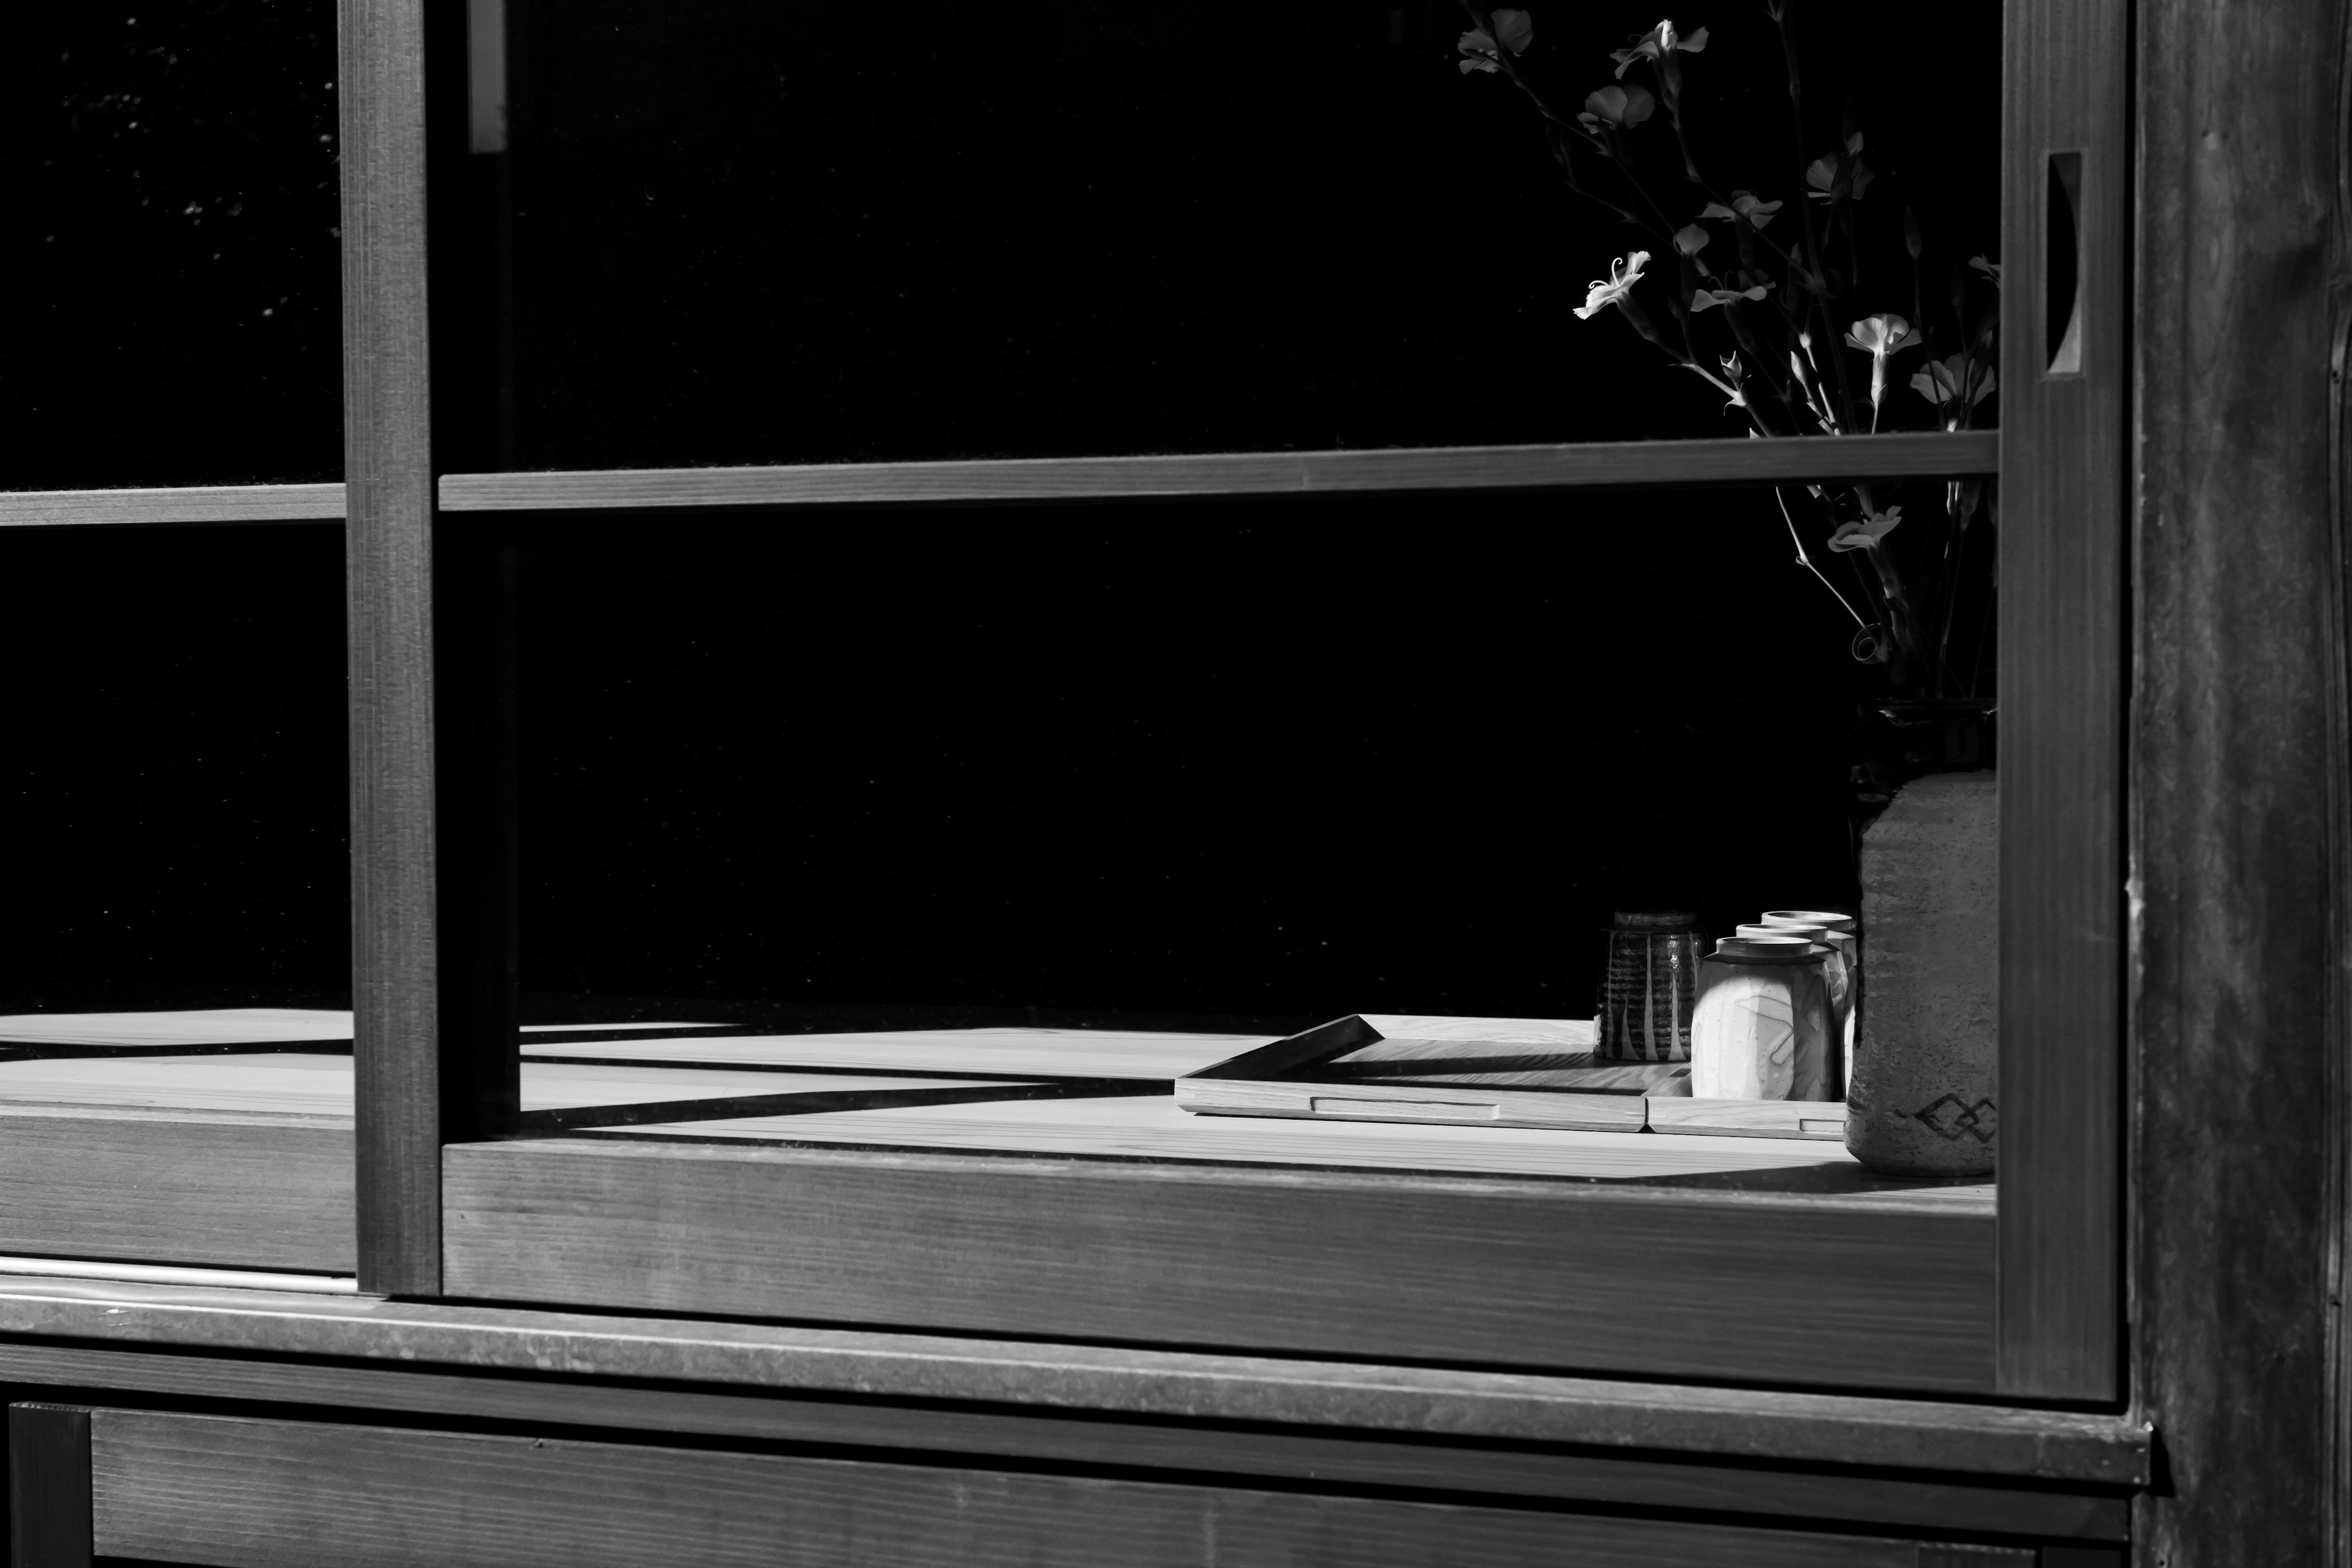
[0, 0, 2127, 1405]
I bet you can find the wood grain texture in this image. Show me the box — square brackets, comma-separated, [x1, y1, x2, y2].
[0, 1275, 2147, 1482]
[0, 1108, 353, 1271]
[1996, 0, 2128, 1400]
[87, 1409, 2029, 1568]
[435, 432, 2000, 514]
[0, 1344, 2128, 1540]
[443, 1139, 1997, 1392]
[588, 1092, 1972, 1189]
[2133, 0, 2351, 1556]
[342, 0, 440, 1297]
[9, 1406, 91, 1568]
[0, 484, 345, 526]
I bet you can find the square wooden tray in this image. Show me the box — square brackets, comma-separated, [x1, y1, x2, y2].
[1175, 1014, 1849, 1140]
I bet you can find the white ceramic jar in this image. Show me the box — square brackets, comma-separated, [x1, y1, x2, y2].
[1690, 935, 1833, 1100]
[1762, 909, 1860, 1078]
[1742, 918, 1853, 1097]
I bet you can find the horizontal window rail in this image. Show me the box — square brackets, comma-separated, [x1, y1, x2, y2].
[0, 484, 347, 527]
[438, 431, 1999, 514]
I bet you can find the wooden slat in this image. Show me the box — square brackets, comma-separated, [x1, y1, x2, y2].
[443, 1139, 1996, 1392]
[0, 1275, 2149, 1483]
[436, 432, 2000, 514]
[342, 0, 440, 1296]
[0, 1343, 2130, 1540]
[1995, 0, 2128, 1399]
[2133, 0, 2352, 1556]
[89, 1409, 2027, 1568]
[8, 1405, 92, 1568]
[0, 1108, 353, 1272]
[0, 484, 345, 526]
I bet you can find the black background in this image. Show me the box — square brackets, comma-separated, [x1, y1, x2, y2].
[9, 2, 344, 490]
[504, 484, 1910, 1032]
[1, 526, 350, 1013]
[9, 0, 1997, 1030]
[491, 0, 2000, 469]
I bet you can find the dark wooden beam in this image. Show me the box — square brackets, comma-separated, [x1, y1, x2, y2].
[342, 0, 442, 1295]
[88, 1408, 2035, 1568]
[0, 1273, 2149, 1485]
[0, 1343, 2129, 1540]
[2133, 0, 2350, 1558]
[7, 1405, 92, 1568]
[1995, 0, 2130, 1401]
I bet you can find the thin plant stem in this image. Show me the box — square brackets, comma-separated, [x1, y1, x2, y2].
[1776, 488, 1868, 627]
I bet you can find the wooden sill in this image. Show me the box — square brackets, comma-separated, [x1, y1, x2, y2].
[0, 1017, 1997, 1394]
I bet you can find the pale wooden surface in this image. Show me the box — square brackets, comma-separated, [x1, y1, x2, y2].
[0, 1273, 2143, 1481]
[0, 1056, 1046, 1121]
[597, 1092, 1957, 1189]
[0, 1343, 2130, 1539]
[0, 483, 345, 526]
[90, 1408, 2025, 1568]
[445, 1139, 1998, 1390]
[0, 1009, 728, 1048]
[526, 1027, 1270, 1081]
[436, 431, 1999, 514]
[0, 1008, 356, 1047]
[0, 1048, 1926, 1187]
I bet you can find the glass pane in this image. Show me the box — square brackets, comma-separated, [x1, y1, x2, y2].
[2, 527, 350, 1016]
[9, 4, 342, 489]
[510, 488, 1901, 1030]
[484, 0, 1998, 469]
[0, 524, 352, 1272]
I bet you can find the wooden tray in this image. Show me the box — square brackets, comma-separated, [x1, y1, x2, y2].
[1175, 1014, 1848, 1140]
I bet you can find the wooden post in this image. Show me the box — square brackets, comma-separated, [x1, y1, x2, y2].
[9, 1405, 93, 1568]
[1997, 0, 2132, 1403]
[2135, 0, 2351, 1559]
[343, 0, 442, 1296]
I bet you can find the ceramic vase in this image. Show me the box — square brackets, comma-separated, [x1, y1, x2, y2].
[1844, 772, 1997, 1177]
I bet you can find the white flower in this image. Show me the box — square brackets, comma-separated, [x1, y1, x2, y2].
[1844, 312, 1928, 421]
[1574, 251, 1650, 319]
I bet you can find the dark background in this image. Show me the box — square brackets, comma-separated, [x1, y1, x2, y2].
[485, 0, 2000, 470]
[504, 483, 1905, 1031]
[0, 527, 350, 1014]
[7, 0, 1996, 1030]
[8, 2, 344, 490]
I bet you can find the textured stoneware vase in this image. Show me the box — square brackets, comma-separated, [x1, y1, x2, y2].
[1845, 772, 1998, 1177]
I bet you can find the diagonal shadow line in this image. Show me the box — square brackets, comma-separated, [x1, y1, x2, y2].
[510, 1076, 1166, 1136]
